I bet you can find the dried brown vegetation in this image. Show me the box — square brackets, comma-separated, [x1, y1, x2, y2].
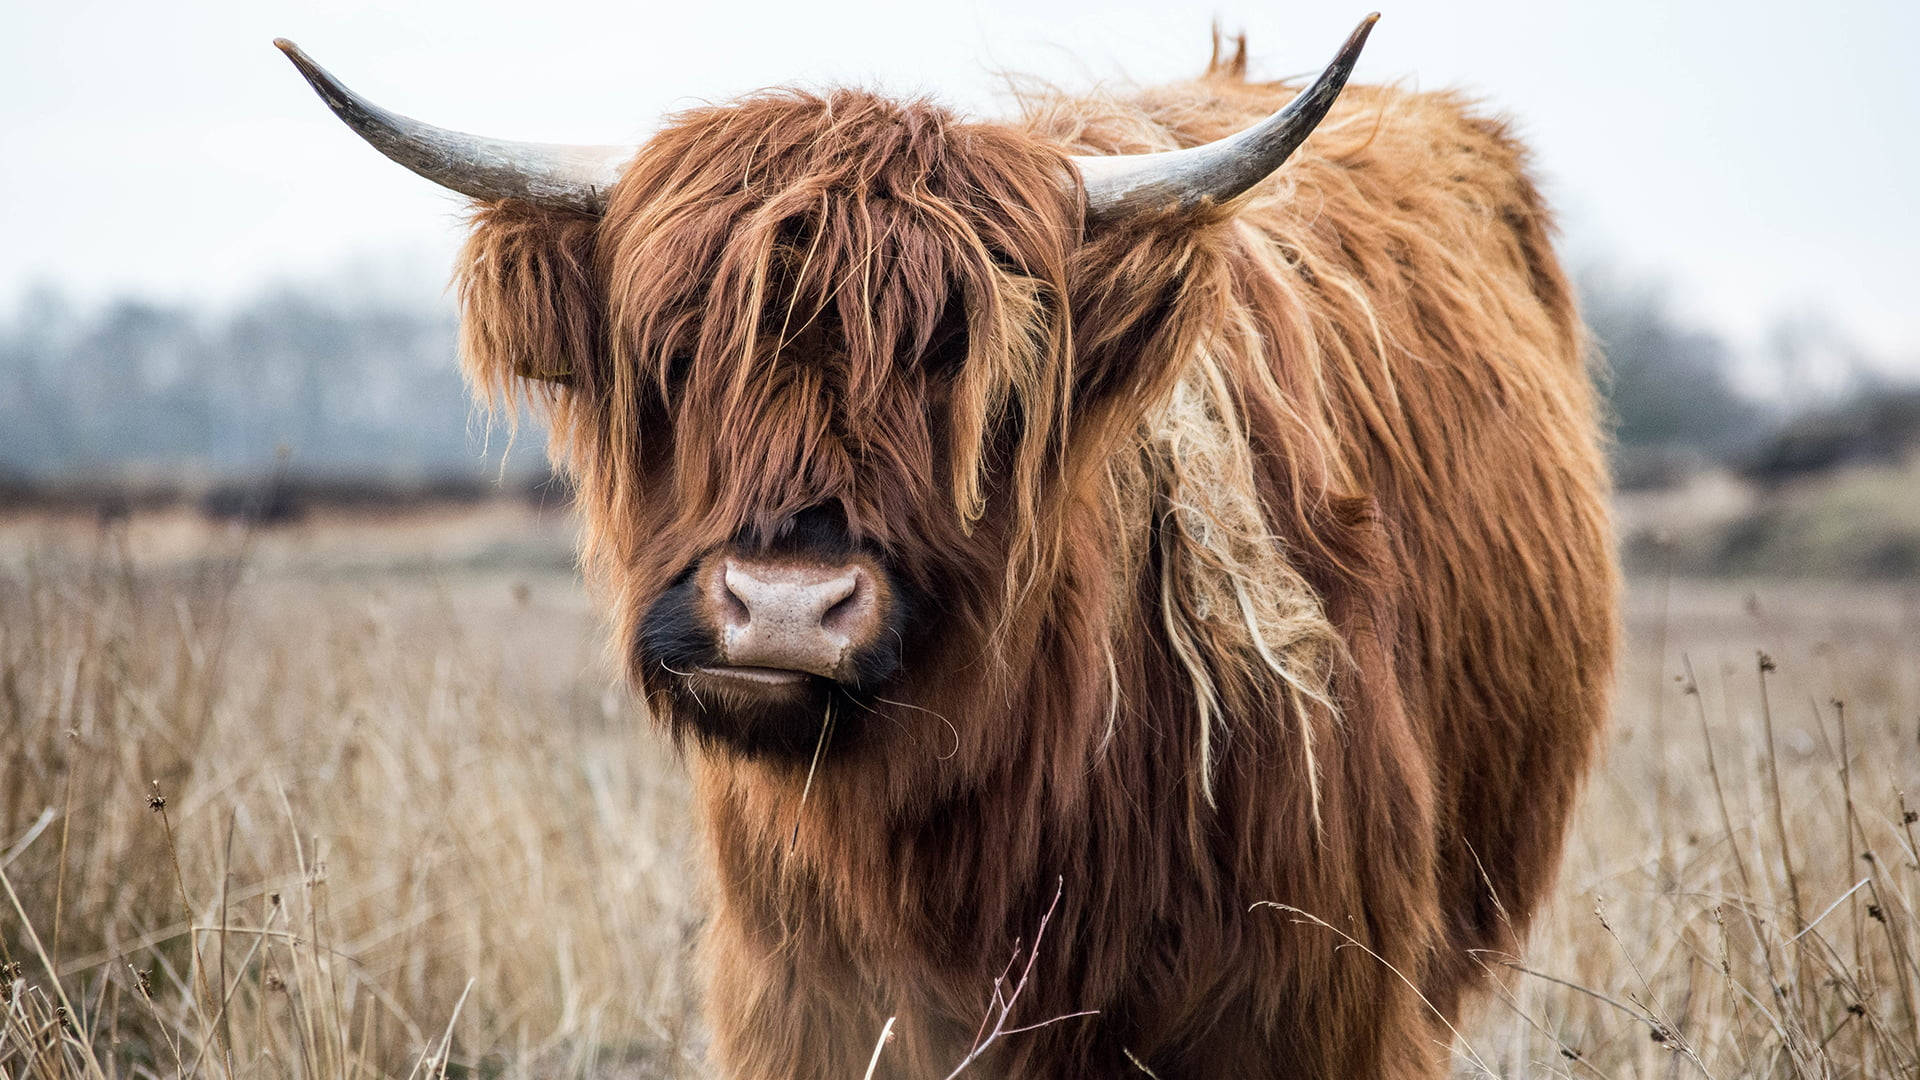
[0, 512, 700, 1079]
[2, 512, 1917, 1078]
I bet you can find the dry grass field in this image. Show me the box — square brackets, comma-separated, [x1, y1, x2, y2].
[2, 503, 1918, 1078]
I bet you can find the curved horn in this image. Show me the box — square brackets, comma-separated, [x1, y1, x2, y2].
[273, 39, 633, 215]
[1074, 14, 1378, 221]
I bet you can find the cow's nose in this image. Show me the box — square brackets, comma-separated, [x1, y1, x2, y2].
[711, 558, 879, 679]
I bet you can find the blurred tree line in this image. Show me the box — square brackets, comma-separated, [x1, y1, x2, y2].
[1582, 266, 1917, 489]
[0, 270, 1914, 493]
[0, 285, 544, 488]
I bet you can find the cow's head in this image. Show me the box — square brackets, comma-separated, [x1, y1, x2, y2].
[276, 18, 1374, 761]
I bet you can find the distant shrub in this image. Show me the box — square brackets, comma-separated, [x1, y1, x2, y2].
[1742, 385, 1920, 484]
[1581, 268, 1772, 466]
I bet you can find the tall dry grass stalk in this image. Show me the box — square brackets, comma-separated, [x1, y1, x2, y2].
[2, 512, 1917, 1077]
[2, 515, 700, 1078]
[1460, 581, 1920, 1077]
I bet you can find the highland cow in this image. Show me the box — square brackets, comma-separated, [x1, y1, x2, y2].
[278, 16, 1617, 1077]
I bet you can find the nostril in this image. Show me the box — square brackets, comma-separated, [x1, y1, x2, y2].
[821, 585, 857, 630]
[819, 570, 870, 635]
[718, 562, 755, 630]
[721, 584, 751, 629]
[822, 593, 851, 624]
[823, 573, 857, 605]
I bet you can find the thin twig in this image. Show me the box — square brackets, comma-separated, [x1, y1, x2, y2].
[943, 877, 1096, 1079]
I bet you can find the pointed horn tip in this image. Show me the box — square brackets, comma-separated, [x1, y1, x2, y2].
[1351, 13, 1381, 44]
[271, 38, 354, 110]
[271, 38, 324, 81]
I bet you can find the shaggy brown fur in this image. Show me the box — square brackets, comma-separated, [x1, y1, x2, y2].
[452, 35, 1617, 1080]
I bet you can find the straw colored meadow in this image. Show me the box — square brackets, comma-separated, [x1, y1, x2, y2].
[3, 502, 1918, 1078]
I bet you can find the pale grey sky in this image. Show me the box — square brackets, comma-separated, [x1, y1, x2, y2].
[4, 0, 1916, 371]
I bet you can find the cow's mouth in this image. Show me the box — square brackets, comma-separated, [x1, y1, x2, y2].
[693, 665, 813, 688]
[654, 661, 865, 760]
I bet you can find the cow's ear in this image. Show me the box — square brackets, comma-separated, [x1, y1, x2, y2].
[1065, 218, 1225, 433]
[454, 200, 602, 397]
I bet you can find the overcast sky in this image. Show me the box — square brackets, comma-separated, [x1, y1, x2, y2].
[4, 0, 1916, 372]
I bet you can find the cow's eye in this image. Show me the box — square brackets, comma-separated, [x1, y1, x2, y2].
[661, 353, 694, 398]
[923, 325, 968, 378]
[921, 296, 969, 378]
